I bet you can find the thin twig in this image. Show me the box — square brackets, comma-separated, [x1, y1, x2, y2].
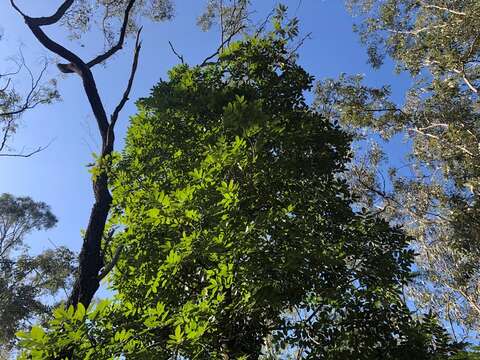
[168, 41, 185, 64]
[200, 25, 245, 67]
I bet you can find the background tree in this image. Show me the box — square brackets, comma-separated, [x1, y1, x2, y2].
[317, 0, 480, 339]
[0, 193, 75, 354]
[197, 0, 250, 46]
[0, 50, 59, 157]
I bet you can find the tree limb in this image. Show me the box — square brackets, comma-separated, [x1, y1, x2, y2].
[10, 2, 86, 71]
[14, 0, 75, 26]
[168, 41, 185, 64]
[418, 1, 466, 17]
[98, 244, 123, 281]
[10, 12, 111, 139]
[200, 25, 245, 67]
[110, 28, 142, 129]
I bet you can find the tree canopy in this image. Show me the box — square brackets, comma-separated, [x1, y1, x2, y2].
[16, 11, 462, 359]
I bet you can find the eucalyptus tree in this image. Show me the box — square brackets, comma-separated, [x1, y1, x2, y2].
[320, 0, 480, 337]
[0, 193, 74, 353]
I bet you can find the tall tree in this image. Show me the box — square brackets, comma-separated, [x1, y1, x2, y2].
[0, 193, 74, 354]
[320, 0, 480, 338]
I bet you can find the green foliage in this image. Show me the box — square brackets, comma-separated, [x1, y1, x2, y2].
[337, 0, 480, 338]
[0, 194, 75, 353]
[0, 194, 57, 251]
[110, 15, 456, 359]
[18, 10, 461, 360]
[61, 0, 173, 43]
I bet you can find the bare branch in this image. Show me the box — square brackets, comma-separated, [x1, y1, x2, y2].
[12, 11, 86, 71]
[13, 0, 75, 26]
[200, 25, 245, 67]
[168, 41, 185, 64]
[110, 28, 142, 128]
[38, 1, 75, 25]
[98, 244, 123, 280]
[14, 15, 111, 139]
[0, 141, 53, 158]
[287, 32, 312, 60]
[254, 8, 275, 37]
[1, 55, 56, 157]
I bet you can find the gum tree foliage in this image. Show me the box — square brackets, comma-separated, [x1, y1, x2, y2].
[316, 0, 480, 338]
[16, 10, 462, 360]
[0, 49, 59, 157]
[0, 193, 75, 353]
[197, 0, 250, 44]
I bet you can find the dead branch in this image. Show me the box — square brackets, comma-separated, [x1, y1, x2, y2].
[200, 25, 245, 67]
[110, 28, 142, 128]
[168, 41, 185, 64]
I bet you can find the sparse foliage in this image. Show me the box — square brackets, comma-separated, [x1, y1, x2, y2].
[331, 0, 480, 339]
[0, 55, 59, 157]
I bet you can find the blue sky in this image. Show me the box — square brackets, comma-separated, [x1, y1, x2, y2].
[0, 0, 410, 258]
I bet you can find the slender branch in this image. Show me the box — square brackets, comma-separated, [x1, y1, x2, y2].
[200, 25, 245, 67]
[254, 8, 275, 37]
[443, 283, 480, 317]
[0, 55, 50, 117]
[459, 70, 478, 94]
[168, 41, 185, 64]
[409, 127, 475, 156]
[0, 141, 53, 158]
[418, 1, 466, 17]
[0, 119, 15, 153]
[355, 174, 450, 222]
[110, 28, 142, 128]
[98, 244, 123, 280]
[287, 32, 312, 60]
[385, 23, 448, 36]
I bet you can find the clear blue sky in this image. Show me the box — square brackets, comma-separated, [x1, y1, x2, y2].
[0, 0, 410, 256]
